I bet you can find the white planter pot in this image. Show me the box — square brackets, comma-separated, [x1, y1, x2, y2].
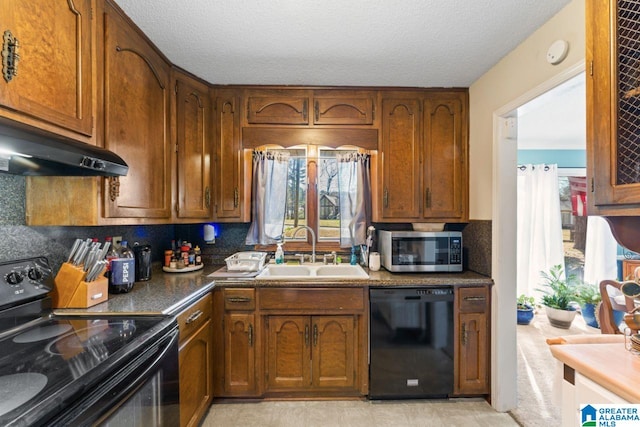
[544, 305, 577, 329]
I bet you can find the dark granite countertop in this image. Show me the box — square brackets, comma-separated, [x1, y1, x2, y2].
[53, 264, 492, 317]
[54, 264, 219, 316]
[209, 264, 493, 288]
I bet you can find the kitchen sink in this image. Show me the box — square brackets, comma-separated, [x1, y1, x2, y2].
[255, 263, 369, 280]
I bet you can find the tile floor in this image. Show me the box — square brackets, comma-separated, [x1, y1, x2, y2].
[201, 399, 519, 427]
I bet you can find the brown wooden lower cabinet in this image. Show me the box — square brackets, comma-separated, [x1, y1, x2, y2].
[454, 286, 490, 395]
[177, 293, 213, 427]
[213, 285, 490, 400]
[265, 315, 356, 392]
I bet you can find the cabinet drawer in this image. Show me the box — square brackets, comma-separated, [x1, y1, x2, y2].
[259, 288, 364, 311]
[457, 287, 488, 313]
[223, 288, 256, 311]
[178, 293, 212, 343]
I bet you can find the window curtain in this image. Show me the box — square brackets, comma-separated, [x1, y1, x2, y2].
[516, 164, 565, 302]
[337, 153, 371, 248]
[583, 216, 618, 285]
[245, 150, 290, 245]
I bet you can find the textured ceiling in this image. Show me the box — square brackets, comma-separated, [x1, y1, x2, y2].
[112, 0, 571, 87]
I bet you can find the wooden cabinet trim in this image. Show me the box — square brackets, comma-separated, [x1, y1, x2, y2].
[259, 287, 365, 312]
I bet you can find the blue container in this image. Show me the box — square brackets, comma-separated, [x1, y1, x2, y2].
[581, 303, 599, 328]
[517, 307, 534, 325]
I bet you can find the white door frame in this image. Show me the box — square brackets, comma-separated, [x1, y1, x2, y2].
[491, 60, 585, 411]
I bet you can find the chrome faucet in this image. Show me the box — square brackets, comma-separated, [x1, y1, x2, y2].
[323, 251, 337, 265]
[291, 225, 316, 264]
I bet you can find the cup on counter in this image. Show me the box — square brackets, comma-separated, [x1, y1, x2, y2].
[369, 252, 380, 271]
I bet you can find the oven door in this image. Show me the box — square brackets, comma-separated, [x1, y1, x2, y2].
[49, 324, 180, 426]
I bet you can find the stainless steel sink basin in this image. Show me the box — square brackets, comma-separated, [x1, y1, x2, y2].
[255, 263, 369, 280]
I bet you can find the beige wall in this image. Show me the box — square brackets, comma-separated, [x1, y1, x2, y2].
[468, 0, 585, 220]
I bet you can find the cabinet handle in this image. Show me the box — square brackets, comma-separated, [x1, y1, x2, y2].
[2, 30, 19, 83]
[384, 188, 389, 208]
[425, 188, 431, 208]
[185, 309, 203, 324]
[464, 296, 486, 301]
[226, 296, 251, 303]
[108, 177, 121, 202]
[248, 324, 253, 347]
[234, 188, 239, 208]
[205, 186, 211, 208]
[461, 322, 467, 346]
[313, 324, 318, 347]
[305, 324, 310, 347]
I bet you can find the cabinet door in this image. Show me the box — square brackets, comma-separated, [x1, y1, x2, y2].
[0, 0, 93, 136]
[102, 5, 172, 218]
[246, 93, 309, 125]
[175, 73, 212, 219]
[587, 0, 640, 212]
[223, 312, 258, 395]
[313, 91, 375, 125]
[214, 89, 247, 221]
[179, 318, 213, 427]
[311, 316, 356, 389]
[378, 96, 422, 221]
[454, 287, 489, 395]
[266, 316, 311, 391]
[423, 93, 468, 221]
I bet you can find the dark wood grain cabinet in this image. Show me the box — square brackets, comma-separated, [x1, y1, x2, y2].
[265, 315, 357, 392]
[0, 0, 93, 138]
[215, 288, 261, 397]
[376, 90, 468, 223]
[174, 70, 213, 220]
[101, 1, 172, 219]
[245, 90, 310, 125]
[587, 0, 640, 214]
[213, 88, 250, 221]
[177, 293, 213, 427]
[454, 286, 490, 396]
[312, 90, 375, 125]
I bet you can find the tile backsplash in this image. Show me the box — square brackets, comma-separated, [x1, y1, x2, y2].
[0, 175, 491, 275]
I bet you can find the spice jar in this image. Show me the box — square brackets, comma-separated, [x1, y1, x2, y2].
[164, 250, 173, 267]
[181, 245, 190, 266]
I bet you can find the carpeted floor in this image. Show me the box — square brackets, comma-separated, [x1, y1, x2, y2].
[509, 309, 600, 426]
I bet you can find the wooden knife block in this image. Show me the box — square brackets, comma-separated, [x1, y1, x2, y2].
[51, 262, 108, 308]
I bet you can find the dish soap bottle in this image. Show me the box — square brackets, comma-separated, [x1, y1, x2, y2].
[350, 246, 358, 265]
[275, 242, 284, 264]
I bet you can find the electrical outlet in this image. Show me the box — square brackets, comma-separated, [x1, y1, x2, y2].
[112, 236, 123, 250]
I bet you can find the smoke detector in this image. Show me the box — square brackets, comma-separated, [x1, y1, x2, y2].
[546, 40, 569, 65]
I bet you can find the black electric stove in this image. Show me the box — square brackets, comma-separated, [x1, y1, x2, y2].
[0, 257, 180, 426]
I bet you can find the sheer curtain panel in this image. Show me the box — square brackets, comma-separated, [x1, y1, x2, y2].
[246, 151, 290, 245]
[516, 164, 565, 302]
[337, 153, 371, 248]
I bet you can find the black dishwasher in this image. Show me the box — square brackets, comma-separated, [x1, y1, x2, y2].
[369, 287, 454, 399]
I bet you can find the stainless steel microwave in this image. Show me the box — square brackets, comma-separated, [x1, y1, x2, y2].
[378, 230, 463, 272]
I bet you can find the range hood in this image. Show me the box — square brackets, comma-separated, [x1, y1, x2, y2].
[0, 125, 128, 177]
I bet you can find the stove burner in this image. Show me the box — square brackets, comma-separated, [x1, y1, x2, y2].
[0, 373, 47, 417]
[45, 321, 137, 356]
[13, 324, 73, 344]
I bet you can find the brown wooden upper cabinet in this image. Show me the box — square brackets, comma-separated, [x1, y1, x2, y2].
[214, 88, 250, 221]
[101, 1, 172, 219]
[246, 89, 311, 125]
[0, 0, 93, 138]
[376, 90, 468, 223]
[587, 0, 640, 215]
[174, 70, 213, 220]
[312, 90, 375, 125]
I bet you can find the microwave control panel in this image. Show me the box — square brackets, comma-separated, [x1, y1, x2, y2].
[450, 237, 462, 265]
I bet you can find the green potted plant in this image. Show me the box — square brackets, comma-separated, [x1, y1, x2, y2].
[537, 264, 580, 329]
[517, 294, 535, 325]
[575, 283, 602, 328]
